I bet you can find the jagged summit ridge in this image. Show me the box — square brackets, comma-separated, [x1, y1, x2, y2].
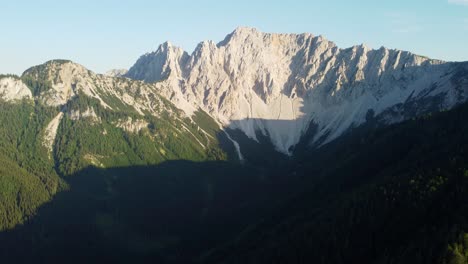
[124, 27, 468, 154]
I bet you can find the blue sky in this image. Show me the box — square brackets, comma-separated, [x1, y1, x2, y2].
[1, 0, 467, 75]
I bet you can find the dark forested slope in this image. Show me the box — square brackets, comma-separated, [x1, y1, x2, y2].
[204, 102, 468, 264]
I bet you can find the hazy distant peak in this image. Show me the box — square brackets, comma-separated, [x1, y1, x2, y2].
[105, 69, 128, 77]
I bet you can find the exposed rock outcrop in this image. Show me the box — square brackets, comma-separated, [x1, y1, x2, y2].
[0, 77, 32, 101]
[115, 117, 149, 133]
[43, 112, 64, 157]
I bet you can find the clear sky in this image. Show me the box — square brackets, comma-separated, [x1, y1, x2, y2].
[1, 0, 467, 75]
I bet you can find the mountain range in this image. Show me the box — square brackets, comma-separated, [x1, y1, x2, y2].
[1, 27, 467, 158]
[125, 27, 467, 154]
[0, 27, 467, 263]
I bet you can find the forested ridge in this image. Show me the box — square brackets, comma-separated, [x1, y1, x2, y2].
[0, 101, 63, 231]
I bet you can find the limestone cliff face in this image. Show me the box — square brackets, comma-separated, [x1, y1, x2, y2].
[126, 27, 468, 154]
[0, 77, 32, 101]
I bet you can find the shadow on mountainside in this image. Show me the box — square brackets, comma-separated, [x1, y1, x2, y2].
[0, 159, 304, 264]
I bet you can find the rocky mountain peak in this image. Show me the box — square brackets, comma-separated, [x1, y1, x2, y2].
[216, 27, 259, 46]
[125, 41, 189, 83]
[229, 26, 261, 39]
[22, 60, 89, 79]
[21, 60, 98, 106]
[233, 26, 259, 35]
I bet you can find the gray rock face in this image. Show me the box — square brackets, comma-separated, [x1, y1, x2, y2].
[126, 42, 189, 83]
[126, 27, 468, 154]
